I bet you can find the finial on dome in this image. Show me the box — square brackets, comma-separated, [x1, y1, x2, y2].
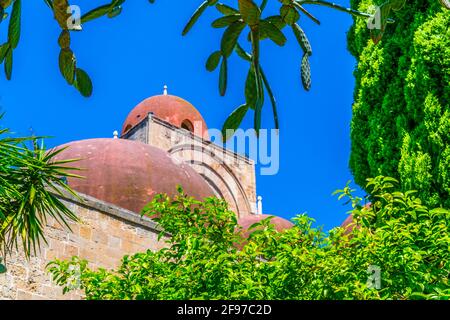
[163, 85, 168, 96]
[257, 196, 263, 215]
[113, 130, 119, 139]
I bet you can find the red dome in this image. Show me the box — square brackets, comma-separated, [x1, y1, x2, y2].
[341, 215, 354, 229]
[341, 204, 371, 233]
[122, 95, 208, 138]
[238, 214, 294, 238]
[341, 215, 355, 234]
[52, 138, 214, 213]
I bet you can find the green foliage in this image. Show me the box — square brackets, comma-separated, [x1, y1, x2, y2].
[348, 0, 450, 209]
[0, 0, 123, 94]
[187, 0, 381, 136]
[48, 177, 450, 300]
[3, 1, 440, 135]
[0, 115, 80, 258]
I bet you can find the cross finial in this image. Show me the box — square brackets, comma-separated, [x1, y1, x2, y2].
[163, 85, 168, 96]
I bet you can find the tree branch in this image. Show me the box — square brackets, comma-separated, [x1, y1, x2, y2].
[296, 0, 395, 23]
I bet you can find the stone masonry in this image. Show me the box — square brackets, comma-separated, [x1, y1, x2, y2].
[123, 113, 257, 217]
[0, 191, 166, 300]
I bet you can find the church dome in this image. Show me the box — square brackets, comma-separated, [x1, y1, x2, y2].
[121, 94, 208, 138]
[341, 215, 354, 229]
[238, 214, 294, 238]
[341, 204, 371, 234]
[52, 138, 214, 213]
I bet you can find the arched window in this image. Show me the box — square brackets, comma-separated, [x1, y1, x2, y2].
[181, 119, 194, 133]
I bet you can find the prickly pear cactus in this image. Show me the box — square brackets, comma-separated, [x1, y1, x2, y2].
[301, 53, 311, 91]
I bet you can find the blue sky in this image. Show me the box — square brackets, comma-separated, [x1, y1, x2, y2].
[0, 0, 365, 230]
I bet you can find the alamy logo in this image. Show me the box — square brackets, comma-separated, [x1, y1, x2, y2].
[66, 5, 82, 31]
[66, 264, 82, 291]
[176, 121, 281, 176]
[367, 265, 381, 290]
[366, 5, 382, 30]
[0, 257, 7, 274]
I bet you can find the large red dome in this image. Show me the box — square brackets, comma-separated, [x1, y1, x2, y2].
[238, 214, 294, 238]
[122, 95, 208, 138]
[52, 138, 214, 213]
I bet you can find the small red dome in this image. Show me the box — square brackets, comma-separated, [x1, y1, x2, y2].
[341, 215, 357, 235]
[52, 138, 214, 213]
[238, 214, 294, 238]
[341, 215, 353, 229]
[122, 95, 208, 138]
[341, 204, 371, 233]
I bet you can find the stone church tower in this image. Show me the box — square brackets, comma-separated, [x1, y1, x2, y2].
[0, 89, 292, 300]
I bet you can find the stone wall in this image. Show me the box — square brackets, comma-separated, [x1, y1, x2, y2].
[124, 117, 149, 144]
[0, 192, 165, 300]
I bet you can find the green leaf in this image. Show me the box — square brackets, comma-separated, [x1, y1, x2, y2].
[0, 0, 13, 9]
[4, 47, 12, 80]
[112, 0, 126, 5]
[206, 51, 222, 72]
[245, 66, 257, 109]
[42, 0, 53, 9]
[265, 15, 286, 30]
[222, 104, 249, 141]
[248, 27, 263, 134]
[0, 43, 9, 63]
[182, 1, 209, 36]
[53, 0, 71, 29]
[74, 68, 93, 97]
[59, 48, 76, 85]
[260, 67, 279, 129]
[260, 0, 268, 11]
[81, 4, 111, 24]
[8, 0, 21, 49]
[220, 21, 245, 57]
[292, 3, 320, 25]
[215, 3, 239, 15]
[250, 27, 260, 63]
[212, 14, 241, 28]
[253, 67, 264, 134]
[238, 0, 260, 27]
[235, 44, 252, 62]
[260, 20, 286, 46]
[430, 208, 449, 215]
[107, 6, 122, 19]
[0, 7, 4, 24]
[280, 4, 299, 26]
[219, 56, 227, 96]
[390, 0, 406, 11]
[58, 30, 70, 49]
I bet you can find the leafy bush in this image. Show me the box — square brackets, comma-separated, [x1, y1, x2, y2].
[48, 177, 450, 300]
[347, 0, 450, 208]
[0, 115, 80, 257]
[3, 1, 446, 135]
